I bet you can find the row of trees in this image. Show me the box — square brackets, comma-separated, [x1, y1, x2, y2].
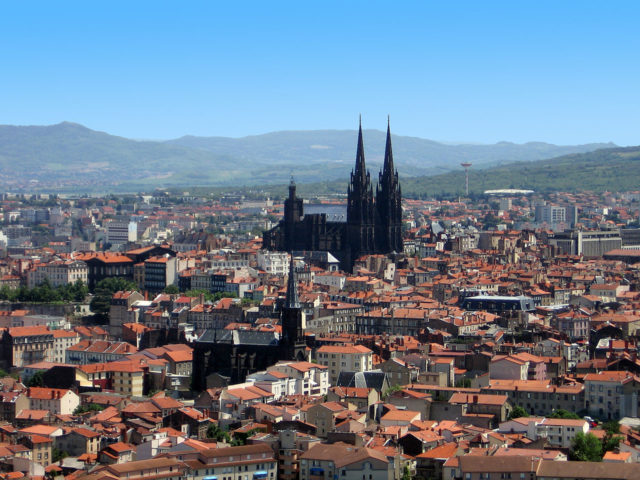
[0, 279, 88, 303]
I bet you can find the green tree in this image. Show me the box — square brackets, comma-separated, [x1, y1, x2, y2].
[90, 277, 138, 316]
[455, 378, 472, 388]
[602, 421, 623, 453]
[52, 447, 69, 463]
[570, 432, 603, 462]
[73, 403, 104, 415]
[231, 428, 259, 446]
[549, 409, 581, 419]
[206, 423, 231, 443]
[163, 285, 179, 294]
[402, 464, 412, 480]
[382, 384, 404, 400]
[26, 371, 45, 387]
[603, 421, 620, 435]
[507, 405, 529, 420]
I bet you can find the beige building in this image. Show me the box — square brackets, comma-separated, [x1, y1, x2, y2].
[303, 402, 357, 438]
[2, 326, 54, 368]
[22, 387, 80, 415]
[110, 362, 145, 397]
[52, 330, 81, 364]
[316, 345, 373, 384]
[109, 290, 144, 338]
[55, 427, 101, 456]
[92, 457, 188, 480]
[299, 443, 391, 480]
[26, 260, 88, 288]
[489, 356, 528, 381]
[188, 443, 277, 480]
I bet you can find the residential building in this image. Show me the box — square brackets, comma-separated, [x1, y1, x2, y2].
[267, 361, 329, 397]
[187, 444, 277, 480]
[52, 330, 81, 364]
[1, 326, 54, 368]
[316, 345, 373, 385]
[584, 371, 640, 420]
[299, 442, 392, 480]
[66, 340, 137, 365]
[26, 260, 88, 288]
[21, 387, 80, 415]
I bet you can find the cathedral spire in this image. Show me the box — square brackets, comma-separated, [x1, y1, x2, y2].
[353, 115, 367, 184]
[285, 255, 300, 309]
[383, 116, 395, 179]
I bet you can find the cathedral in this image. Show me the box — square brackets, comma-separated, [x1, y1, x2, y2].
[263, 119, 403, 271]
[191, 258, 307, 388]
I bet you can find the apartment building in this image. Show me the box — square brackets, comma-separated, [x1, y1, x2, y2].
[584, 371, 640, 420]
[299, 443, 391, 480]
[316, 345, 373, 385]
[21, 387, 80, 415]
[1, 326, 54, 368]
[26, 260, 88, 288]
[267, 361, 329, 397]
[188, 443, 277, 480]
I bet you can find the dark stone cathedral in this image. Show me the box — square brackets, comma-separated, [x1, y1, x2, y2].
[191, 258, 307, 389]
[263, 120, 403, 271]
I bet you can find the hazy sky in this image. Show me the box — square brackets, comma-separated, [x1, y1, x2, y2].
[1, 1, 639, 145]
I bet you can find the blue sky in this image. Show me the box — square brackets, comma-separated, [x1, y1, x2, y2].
[1, 1, 639, 144]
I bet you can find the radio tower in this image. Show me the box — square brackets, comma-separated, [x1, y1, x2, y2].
[461, 162, 472, 196]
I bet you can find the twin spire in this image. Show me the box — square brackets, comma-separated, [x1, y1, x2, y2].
[352, 116, 396, 190]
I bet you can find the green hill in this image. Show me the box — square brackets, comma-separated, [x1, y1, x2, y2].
[399, 146, 640, 197]
[0, 122, 620, 193]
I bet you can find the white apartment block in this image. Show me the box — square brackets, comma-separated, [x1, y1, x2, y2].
[256, 250, 290, 275]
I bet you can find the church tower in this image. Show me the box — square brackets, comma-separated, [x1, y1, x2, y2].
[284, 176, 303, 252]
[376, 118, 403, 253]
[346, 118, 376, 269]
[280, 256, 307, 361]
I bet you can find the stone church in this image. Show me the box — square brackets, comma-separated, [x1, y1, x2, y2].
[262, 119, 403, 271]
[191, 258, 307, 388]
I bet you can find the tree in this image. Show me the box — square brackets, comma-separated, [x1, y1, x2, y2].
[507, 405, 529, 420]
[549, 409, 581, 419]
[163, 285, 179, 294]
[570, 432, 602, 462]
[382, 384, 404, 400]
[206, 423, 231, 443]
[602, 421, 623, 453]
[402, 464, 412, 480]
[603, 421, 620, 435]
[73, 403, 104, 415]
[26, 371, 44, 387]
[232, 428, 259, 446]
[90, 277, 138, 317]
[455, 378, 472, 388]
[52, 447, 69, 463]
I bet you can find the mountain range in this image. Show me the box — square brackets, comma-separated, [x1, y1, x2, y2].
[0, 121, 618, 193]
